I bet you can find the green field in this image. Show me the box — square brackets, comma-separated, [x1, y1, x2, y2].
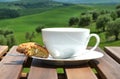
[0, 4, 120, 48]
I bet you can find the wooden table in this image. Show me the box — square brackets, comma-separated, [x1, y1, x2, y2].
[0, 46, 120, 79]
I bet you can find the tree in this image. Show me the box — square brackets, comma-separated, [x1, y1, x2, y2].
[106, 19, 120, 41]
[78, 15, 92, 27]
[116, 9, 120, 17]
[25, 32, 30, 40]
[0, 29, 4, 35]
[36, 24, 46, 33]
[6, 35, 16, 48]
[116, 4, 120, 9]
[110, 11, 117, 20]
[3, 29, 13, 37]
[0, 28, 13, 37]
[100, 10, 109, 15]
[92, 11, 99, 21]
[96, 15, 112, 32]
[25, 32, 35, 42]
[0, 28, 15, 47]
[69, 17, 79, 26]
[81, 12, 86, 15]
[0, 35, 6, 45]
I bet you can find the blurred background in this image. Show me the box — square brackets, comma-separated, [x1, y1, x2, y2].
[0, 0, 120, 48]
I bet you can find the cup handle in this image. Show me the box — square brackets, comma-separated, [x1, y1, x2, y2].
[88, 34, 100, 51]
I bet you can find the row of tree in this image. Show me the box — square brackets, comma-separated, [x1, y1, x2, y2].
[68, 5, 120, 41]
[0, 9, 20, 19]
[0, 24, 45, 46]
[0, 26, 43, 47]
[25, 4, 120, 42]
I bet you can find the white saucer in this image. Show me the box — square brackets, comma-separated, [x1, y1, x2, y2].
[32, 50, 104, 66]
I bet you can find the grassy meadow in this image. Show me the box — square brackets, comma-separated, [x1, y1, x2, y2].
[0, 4, 120, 48]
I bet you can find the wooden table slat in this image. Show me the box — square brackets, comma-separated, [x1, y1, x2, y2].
[65, 64, 97, 79]
[104, 46, 120, 64]
[0, 46, 120, 79]
[0, 46, 27, 79]
[90, 47, 120, 79]
[0, 46, 8, 58]
[28, 59, 58, 79]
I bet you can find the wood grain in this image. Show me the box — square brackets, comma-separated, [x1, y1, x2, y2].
[90, 47, 120, 79]
[28, 59, 58, 79]
[65, 64, 97, 79]
[104, 46, 120, 64]
[0, 46, 27, 79]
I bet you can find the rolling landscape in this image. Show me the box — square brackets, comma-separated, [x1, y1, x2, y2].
[0, 0, 120, 49]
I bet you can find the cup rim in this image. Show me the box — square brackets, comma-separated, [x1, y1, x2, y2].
[42, 28, 90, 32]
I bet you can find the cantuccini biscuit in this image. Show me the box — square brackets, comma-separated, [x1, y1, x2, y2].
[17, 42, 49, 58]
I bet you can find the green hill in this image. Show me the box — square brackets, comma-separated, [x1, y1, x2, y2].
[0, 5, 92, 43]
[0, 0, 66, 16]
[0, 4, 119, 47]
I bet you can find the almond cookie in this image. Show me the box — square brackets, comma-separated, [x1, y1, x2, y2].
[17, 42, 49, 58]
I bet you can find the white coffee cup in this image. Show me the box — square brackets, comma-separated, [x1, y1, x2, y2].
[42, 28, 100, 59]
